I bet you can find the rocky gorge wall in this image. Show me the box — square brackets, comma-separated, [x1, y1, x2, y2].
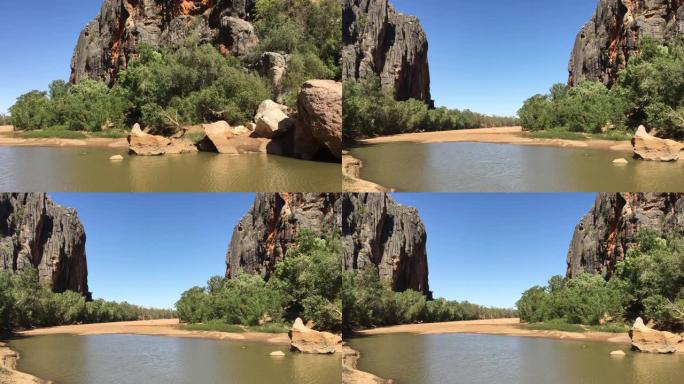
[569, 0, 684, 86]
[342, 193, 430, 296]
[225, 193, 342, 279]
[0, 193, 89, 296]
[567, 193, 684, 279]
[342, 0, 432, 104]
[71, 0, 258, 84]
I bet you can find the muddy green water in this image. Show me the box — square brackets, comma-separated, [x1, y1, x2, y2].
[0, 147, 341, 192]
[349, 333, 684, 384]
[9, 334, 341, 384]
[351, 142, 684, 192]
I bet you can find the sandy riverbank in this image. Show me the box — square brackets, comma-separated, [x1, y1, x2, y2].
[342, 151, 390, 192]
[0, 135, 128, 149]
[357, 318, 631, 344]
[360, 127, 633, 152]
[0, 343, 46, 384]
[18, 319, 290, 345]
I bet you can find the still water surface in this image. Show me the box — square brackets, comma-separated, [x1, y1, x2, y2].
[349, 333, 684, 384]
[0, 147, 341, 192]
[10, 334, 341, 384]
[352, 142, 684, 191]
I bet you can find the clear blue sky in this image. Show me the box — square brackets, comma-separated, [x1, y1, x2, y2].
[0, 1, 103, 114]
[392, 193, 597, 308]
[50, 193, 255, 309]
[393, 0, 599, 116]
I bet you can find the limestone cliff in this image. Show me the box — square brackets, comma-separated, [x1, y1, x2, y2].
[342, 0, 432, 104]
[225, 193, 341, 279]
[342, 193, 430, 296]
[0, 193, 89, 296]
[71, 0, 258, 84]
[569, 0, 684, 86]
[567, 193, 684, 279]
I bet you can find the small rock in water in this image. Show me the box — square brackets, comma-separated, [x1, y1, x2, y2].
[270, 351, 286, 357]
[612, 158, 628, 165]
[109, 155, 124, 161]
[610, 350, 626, 356]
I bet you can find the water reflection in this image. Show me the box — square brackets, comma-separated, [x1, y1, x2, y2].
[352, 142, 684, 192]
[0, 147, 341, 192]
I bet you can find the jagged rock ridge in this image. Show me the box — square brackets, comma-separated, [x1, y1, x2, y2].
[569, 0, 684, 87]
[225, 193, 342, 280]
[342, 0, 432, 104]
[567, 193, 684, 279]
[342, 193, 430, 296]
[0, 193, 89, 296]
[71, 0, 257, 84]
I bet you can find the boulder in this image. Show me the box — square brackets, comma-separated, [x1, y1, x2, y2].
[630, 317, 680, 354]
[254, 100, 295, 139]
[632, 126, 684, 162]
[289, 318, 342, 354]
[609, 350, 626, 356]
[612, 158, 628, 165]
[218, 17, 259, 56]
[197, 121, 267, 155]
[109, 155, 124, 161]
[128, 125, 198, 156]
[269, 351, 286, 357]
[294, 80, 342, 160]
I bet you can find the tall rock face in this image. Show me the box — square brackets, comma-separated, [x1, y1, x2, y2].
[567, 193, 684, 279]
[342, 193, 430, 296]
[225, 193, 341, 280]
[71, 0, 257, 84]
[342, 0, 432, 104]
[0, 193, 89, 296]
[569, 0, 684, 86]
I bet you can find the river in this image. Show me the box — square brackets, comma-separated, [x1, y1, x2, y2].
[351, 142, 684, 191]
[9, 334, 341, 384]
[349, 333, 684, 384]
[0, 147, 341, 192]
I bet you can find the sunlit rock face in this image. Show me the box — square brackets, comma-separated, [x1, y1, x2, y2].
[567, 193, 684, 279]
[342, 193, 430, 297]
[71, 0, 258, 84]
[342, 0, 432, 104]
[0, 193, 89, 297]
[569, 0, 684, 87]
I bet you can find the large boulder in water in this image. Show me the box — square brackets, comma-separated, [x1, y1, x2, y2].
[128, 123, 198, 156]
[253, 100, 295, 139]
[289, 318, 342, 354]
[629, 317, 682, 354]
[197, 121, 266, 154]
[294, 80, 342, 160]
[632, 125, 684, 162]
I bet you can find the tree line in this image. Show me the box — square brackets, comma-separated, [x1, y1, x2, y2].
[342, 267, 517, 332]
[175, 231, 342, 332]
[0, 270, 176, 333]
[519, 38, 684, 139]
[343, 75, 519, 141]
[517, 231, 684, 332]
[8, 0, 340, 134]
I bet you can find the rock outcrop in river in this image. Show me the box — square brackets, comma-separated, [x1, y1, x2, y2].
[569, 0, 684, 87]
[0, 193, 89, 296]
[567, 193, 684, 279]
[342, 0, 431, 104]
[342, 193, 430, 296]
[71, 0, 257, 84]
[225, 193, 341, 280]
